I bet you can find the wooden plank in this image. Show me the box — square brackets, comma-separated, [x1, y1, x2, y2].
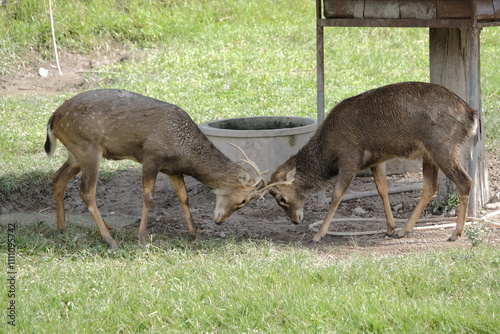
[477, 0, 495, 20]
[318, 18, 475, 28]
[467, 27, 490, 217]
[493, 0, 500, 19]
[323, 0, 365, 19]
[322, 0, 500, 22]
[400, 1, 437, 19]
[364, 0, 399, 19]
[436, 0, 471, 18]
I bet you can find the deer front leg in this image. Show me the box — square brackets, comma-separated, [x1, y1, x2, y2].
[311, 170, 356, 243]
[168, 174, 199, 239]
[371, 164, 395, 237]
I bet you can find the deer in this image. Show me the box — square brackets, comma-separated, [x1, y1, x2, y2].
[44, 89, 268, 248]
[266, 82, 478, 243]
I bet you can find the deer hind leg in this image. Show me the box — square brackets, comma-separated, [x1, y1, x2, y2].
[311, 169, 357, 243]
[52, 153, 81, 232]
[399, 157, 440, 238]
[437, 160, 472, 241]
[168, 174, 199, 239]
[371, 163, 396, 236]
[78, 151, 118, 249]
[138, 165, 159, 247]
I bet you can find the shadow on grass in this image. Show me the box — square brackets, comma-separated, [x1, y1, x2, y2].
[0, 170, 53, 202]
[3, 220, 290, 260]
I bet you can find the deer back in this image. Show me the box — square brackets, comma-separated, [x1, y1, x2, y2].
[295, 82, 476, 178]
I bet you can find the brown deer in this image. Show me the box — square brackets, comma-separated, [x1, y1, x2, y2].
[267, 82, 477, 243]
[44, 89, 267, 248]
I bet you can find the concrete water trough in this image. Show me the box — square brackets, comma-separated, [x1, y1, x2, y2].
[200, 116, 317, 177]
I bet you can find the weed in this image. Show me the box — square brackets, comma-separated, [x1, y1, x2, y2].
[466, 221, 493, 246]
[429, 193, 461, 215]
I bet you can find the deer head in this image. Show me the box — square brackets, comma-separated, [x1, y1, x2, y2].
[213, 143, 268, 223]
[267, 167, 306, 224]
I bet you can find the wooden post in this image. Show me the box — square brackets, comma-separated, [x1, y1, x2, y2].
[316, 0, 325, 124]
[429, 27, 490, 216]
[316, 0, 327, 206]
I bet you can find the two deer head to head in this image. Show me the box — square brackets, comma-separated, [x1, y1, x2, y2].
[46, 82, 476, 248]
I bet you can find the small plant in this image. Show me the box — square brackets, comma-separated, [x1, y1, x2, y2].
[430, 193, 461, 215]
[465, 221, 492, 246]
[444, 193, 461, 212]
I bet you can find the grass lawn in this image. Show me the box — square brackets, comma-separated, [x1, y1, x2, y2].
[2, 223, 499, 333]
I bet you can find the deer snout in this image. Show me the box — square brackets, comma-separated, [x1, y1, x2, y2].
[214, 208, 228, 225]
[289, 209, 304, 225]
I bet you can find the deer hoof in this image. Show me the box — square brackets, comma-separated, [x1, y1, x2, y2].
[109, 241, 120, 249]
[447, 232, 460, 242]
[396, 230, 408, 239]
[138, 235, 149, 247]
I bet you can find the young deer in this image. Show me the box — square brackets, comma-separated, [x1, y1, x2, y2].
[45, 89, 266, 248]
[267, 82, 477, 243]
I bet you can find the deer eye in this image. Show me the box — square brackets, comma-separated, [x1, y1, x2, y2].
[280, 197, 287, 205]
[240, 199, 247, 205]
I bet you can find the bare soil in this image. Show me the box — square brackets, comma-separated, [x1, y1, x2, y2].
[1, 53, 499, 256]
[0, 51, 132, 96]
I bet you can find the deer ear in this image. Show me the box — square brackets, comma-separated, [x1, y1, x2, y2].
[285, 168, 296, 182]
[268, 187, 277, 196]
[238, 170, 252, 186]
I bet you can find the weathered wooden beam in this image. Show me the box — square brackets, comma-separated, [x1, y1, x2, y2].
[321, 0, 500, 25]
[316, 0, 325, 124]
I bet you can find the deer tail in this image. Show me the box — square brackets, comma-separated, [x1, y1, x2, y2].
[44, 117, 57, 158]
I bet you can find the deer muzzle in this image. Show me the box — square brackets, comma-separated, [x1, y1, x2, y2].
[289, 209, 304, 225]
[214, 208, 227, 225]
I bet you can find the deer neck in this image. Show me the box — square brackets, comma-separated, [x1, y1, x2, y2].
[187, 153, 243, 190]
[294, 138, 339, 191]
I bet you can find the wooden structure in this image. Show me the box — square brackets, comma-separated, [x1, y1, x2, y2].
[316, 0, 500, 214]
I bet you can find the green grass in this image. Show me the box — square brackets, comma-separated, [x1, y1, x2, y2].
[1, 222, 499, 333]
[1, 1, 500, 332]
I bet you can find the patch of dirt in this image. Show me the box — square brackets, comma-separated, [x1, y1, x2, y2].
[3, 164, 499, 257]
[0, 51, 132, 96]
[1, 53, 499, 257]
